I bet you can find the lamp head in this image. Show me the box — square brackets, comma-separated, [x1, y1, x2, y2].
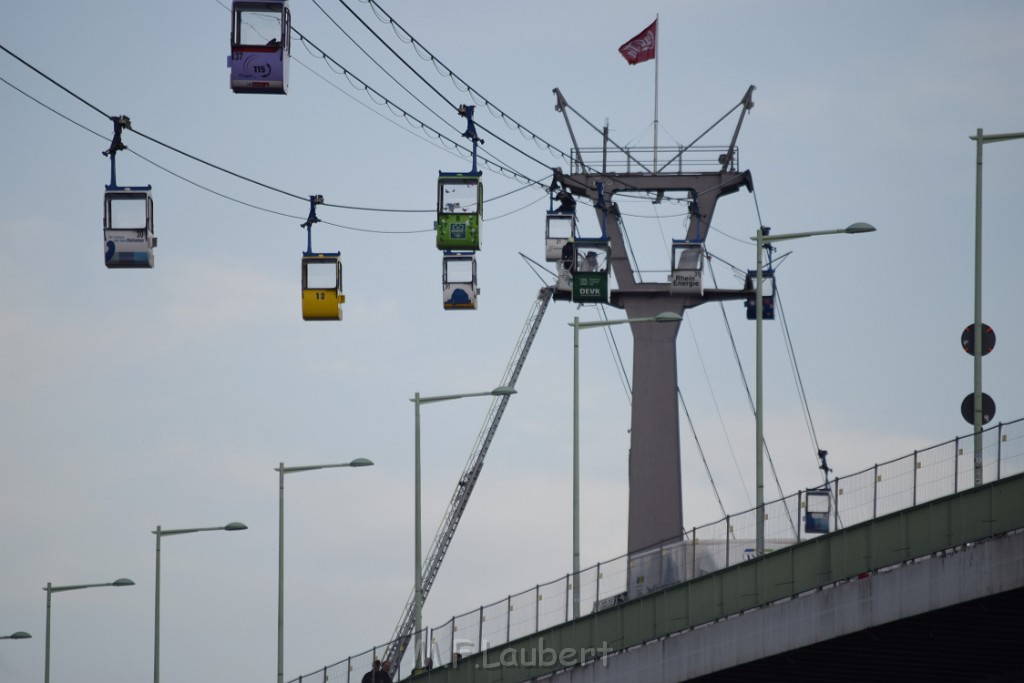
[490, 386, 517, 396]
[843, 222, 876, 234]
[111, 578, 135, 587]
[223, 522, 248, 531]
[348, 458, 374, 467]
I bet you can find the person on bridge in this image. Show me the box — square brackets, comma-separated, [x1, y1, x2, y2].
[361, 659, 392, 683]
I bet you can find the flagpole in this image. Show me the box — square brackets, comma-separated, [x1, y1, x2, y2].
[653, 14, 659, 172]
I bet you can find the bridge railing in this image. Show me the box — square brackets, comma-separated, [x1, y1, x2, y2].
[289, 417, 1024, 682]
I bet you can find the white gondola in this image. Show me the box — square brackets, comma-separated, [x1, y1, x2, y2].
[229, 1, 290, 94]
[104, 185, 155, 268]
[669, 241, 704, 295]
[442, 252, 479, 310]
[545, 211, 575, 262]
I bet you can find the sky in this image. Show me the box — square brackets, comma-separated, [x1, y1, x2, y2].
[2, 1, 1023, 681]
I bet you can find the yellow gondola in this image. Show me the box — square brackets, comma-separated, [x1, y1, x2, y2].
[301, 253, 343, 320]
[299, 195, 343, 321]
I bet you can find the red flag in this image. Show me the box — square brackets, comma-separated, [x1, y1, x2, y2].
[618, 20, 657, 65]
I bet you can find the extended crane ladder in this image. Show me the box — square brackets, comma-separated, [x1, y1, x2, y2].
[384, 286, 555, 667]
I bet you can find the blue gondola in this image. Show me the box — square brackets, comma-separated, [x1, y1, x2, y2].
[744, 268, 775, 320]
[229, 1, 290, 94]
[804, 488, 831, 534]
[102, 116, 156, 269]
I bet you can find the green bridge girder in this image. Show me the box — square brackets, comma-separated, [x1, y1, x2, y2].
[416, 473, 1024, 683]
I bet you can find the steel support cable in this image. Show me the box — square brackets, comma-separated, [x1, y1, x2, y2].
[705, 259, 787, 500]
[351, 1, 681, 189]
[775, 285, 839, 525]
[595, 306, 636, 402]
[774, 286, 831, 487]
[598, 208, 733, 518]
[0, 53, 438, 235]
[2, 36, 540, 229]
[610, 206, 645, 284]
[653, 208, 732, 519]
[594, 304, 730, 528]
[320, 0, 556, 182]
[726, 187, 793, 502]
[686, 317, 751, 507]
[355, 0, 573, 167]
[291, 27, 546, 192]
[678, 386, 729, 520]
[318, 0, 568, 177]
[0, 42, 108, 119]
[311, 0, 463, 138]
[0, 73, 108, 142]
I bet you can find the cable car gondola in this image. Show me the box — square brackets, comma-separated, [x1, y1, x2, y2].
[804, 487, 831, 534]
[571, 239, 610, 304]
[442, 252, 478, 310]
[299, 195, 344, 321]
[435, 105, 483, 309]
[102, 115, 156, 269]
[436, 172, 482, 251]
[546, 189, 578, 300]
[743, 268, 775, 320]
[302, 253, 343, 320]
[229, 1, 290, 94]
[545, 193, 576, 262]
[104, 186, 155, 268]
[669, 240, 704, 295]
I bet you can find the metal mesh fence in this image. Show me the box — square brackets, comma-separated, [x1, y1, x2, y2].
[288, 417, 1024, 682]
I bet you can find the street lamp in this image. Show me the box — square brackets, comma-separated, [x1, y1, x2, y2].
[969, 129, 1024, 486]
[276, 459, 373, 683]
[44, 578, 134, 683]
[1, 631, 31, 640]
[752, 223, 876, 557]
[411, 385, 516, 666]
[153, 522, 247, 683]
[569, 312, 682, 618]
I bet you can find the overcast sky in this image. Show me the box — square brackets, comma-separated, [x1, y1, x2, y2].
[2, 1, 1023, 681]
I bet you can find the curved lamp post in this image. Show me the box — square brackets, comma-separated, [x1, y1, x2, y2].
[569, 312, 682, 618]
[752, 223, 876, 557]
[411, 385, 516, 667]
[153, 523, 247, 683]
[969, 129, 1024, 486]
[44, 578, 135, 683]
[1, 631, 31, 640]
[276, 459, 373, 683]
